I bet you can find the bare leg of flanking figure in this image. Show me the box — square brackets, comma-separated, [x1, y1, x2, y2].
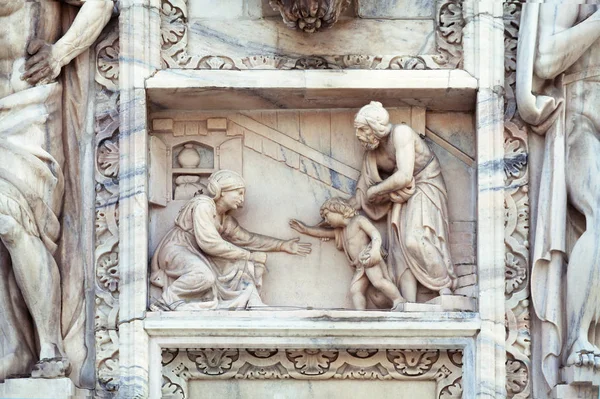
[0, 214, 67, 375]
[0, 240, 35, 380]
[564, 123, 600, 367]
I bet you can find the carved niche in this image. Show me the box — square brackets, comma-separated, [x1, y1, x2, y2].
[268, 0, 351, 33]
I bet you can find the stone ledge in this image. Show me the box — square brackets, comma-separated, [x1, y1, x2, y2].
[146, 70, 478, 112]
[144, 309, 480, 339]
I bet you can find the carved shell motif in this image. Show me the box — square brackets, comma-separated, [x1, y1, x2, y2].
[269, 0, 351, 33]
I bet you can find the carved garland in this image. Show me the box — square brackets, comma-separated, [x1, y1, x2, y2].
[160, 0, 464, 70]
[94, 23, 121, 396]
[162, 348, 464, 399]
[503, 3, 532, 399]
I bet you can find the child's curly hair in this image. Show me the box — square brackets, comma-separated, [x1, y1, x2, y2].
[320, 197, 357, 220]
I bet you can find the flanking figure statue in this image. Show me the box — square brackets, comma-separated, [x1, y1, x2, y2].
[0, 0, 113, 385]
[150, 170, 311, 310]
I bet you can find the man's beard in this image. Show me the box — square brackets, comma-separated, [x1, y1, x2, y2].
[361, 140, 380, 151]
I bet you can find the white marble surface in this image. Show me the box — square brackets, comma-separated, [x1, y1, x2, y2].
[187, 19, 435, 58]
[146, 69, 478, 111]
[0, 378, 89, 399]
[462, 1, 507, 398]
[357, 0, 435, 18]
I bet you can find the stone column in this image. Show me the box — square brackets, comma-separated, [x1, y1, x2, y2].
[118, 0, 161, 397]
[463, 1, 507, 398]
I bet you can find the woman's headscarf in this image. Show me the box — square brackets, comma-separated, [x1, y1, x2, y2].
[207, 170, 245, 200]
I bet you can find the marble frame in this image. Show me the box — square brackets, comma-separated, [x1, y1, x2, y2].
[116, 1, 506, 397]
[145, 311, 477, 398]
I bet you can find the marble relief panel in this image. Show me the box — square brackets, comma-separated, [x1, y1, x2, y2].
[148, 108, 477, 310]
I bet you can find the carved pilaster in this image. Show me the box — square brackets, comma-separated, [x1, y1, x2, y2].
[94, 24, 121, 397]
[503, 2, 532, 398]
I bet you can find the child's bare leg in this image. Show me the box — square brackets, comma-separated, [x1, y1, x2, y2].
[349, 276, 369, 310]
[366, 263, 405, 307]
[399, 269, 417, 302]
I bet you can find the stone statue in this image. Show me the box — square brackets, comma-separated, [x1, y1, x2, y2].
[150, 170, 312, 310]
[517, 3, 600, 392]
[0, 0, 113, 384]
[348, 102, 457, 305]
[290, 197, 405, 310]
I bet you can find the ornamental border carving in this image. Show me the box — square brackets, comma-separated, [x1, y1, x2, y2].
[160, 0, 464, 70]
[503, 2, 532, 398]
[162, 348, 463, 399]
[94, 23, 121, 396]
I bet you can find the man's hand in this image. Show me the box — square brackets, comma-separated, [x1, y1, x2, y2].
[281, 238, 312, 256]
[22, 39, 62, 86]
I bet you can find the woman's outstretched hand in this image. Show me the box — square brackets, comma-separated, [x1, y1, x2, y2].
[281, 237, 312, 256]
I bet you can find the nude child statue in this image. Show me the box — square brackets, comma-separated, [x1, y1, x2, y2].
[290, 197, 405, 310]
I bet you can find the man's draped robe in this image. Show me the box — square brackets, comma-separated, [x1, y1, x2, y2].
[354, 150, 456, 298]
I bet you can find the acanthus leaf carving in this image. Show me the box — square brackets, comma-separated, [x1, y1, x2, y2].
[95, 24, 119, 92]
[162, 348, 463, 399]
[286, 349, 339, 375]
[269, 0, 351, 33]
[94, 24, 121, 397]
[333, 363, 391, 380]
[434, 0, 465, 68]
[97, 139, 120, 178]
[439, 377, 463, 399]
[188, 349, 240, 375]
[503, 2, 531, 398]
[386, 349, 440, 376]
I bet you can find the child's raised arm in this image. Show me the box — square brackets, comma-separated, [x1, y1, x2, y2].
[289, 219, 336, 239]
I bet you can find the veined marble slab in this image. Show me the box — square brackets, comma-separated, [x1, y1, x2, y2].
[145, 309, 480, 339]
[357, 0, 435, 19]
[187, 19, 435, 58]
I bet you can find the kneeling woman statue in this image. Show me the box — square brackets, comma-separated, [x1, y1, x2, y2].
[150, 170, 311, 310]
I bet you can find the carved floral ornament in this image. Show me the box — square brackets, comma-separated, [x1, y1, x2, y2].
[269, 0, 351, 33]
[162, 348, 463, 399]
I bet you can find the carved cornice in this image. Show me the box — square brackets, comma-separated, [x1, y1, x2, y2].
[94, 23, 121, 397]
[162, 348, 463, 399]
[160, 0, 465, 70]
[268, 0, 351, 33]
